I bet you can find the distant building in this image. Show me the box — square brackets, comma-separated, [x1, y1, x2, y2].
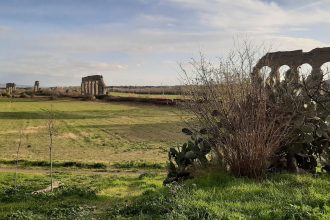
[6, 83, 16, 94]
[81, 75, 107, 96]
[34, 81, 40, 92]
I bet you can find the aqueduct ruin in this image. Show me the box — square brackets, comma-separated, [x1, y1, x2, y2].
[34, 81, 40, 92]
[252, 47, 330, 83]
[81, 75, 107, 96]
[6, 83, 16, 94]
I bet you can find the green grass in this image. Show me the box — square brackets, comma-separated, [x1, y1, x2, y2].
[0, 171, 329, 219]
[109, 172, 330, 219]
[0, 171, 165, 219]
[2, 98, 329, 219]
[0, 98, 186, 164]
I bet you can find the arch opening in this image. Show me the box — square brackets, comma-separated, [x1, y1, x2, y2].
[279, 65, 290, 81]
[298, 63, 313, 81]
[321, 62, 330, 81]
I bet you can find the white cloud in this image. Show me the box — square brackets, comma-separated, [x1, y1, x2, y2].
[265, 35, 328, 51]
[0, 0, 329, 86]
[136, 14, 177, 27]
[0, 55, 127, 80]
[168, 0, 330, 34]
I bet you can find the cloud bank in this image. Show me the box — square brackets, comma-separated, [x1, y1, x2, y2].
[0, 0, 329, 86]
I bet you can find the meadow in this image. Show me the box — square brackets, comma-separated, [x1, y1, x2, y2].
[0, 98, 186, 164]
[0, 97, 330, 219]
[1, 171, 330, 219]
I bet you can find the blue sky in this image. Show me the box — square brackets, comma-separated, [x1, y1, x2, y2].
[0, 0, 329, 86]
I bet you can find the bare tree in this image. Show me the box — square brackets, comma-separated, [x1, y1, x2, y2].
[47, 105, 56, 191]
[14, 127, 24, 188]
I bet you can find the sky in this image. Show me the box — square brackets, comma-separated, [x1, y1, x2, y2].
[0, 0, 329, 86]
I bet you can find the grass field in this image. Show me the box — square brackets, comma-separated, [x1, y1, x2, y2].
[0, 171, 329, 219]
[0, 171, 165, 219]
[0, 98, 186, 165]
[1, 97, 330, 219]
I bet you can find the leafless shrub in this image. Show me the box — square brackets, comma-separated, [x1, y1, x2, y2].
[180, 41, 292, 178]
[14, 126, 25, 188]
[47, 105, 57, 191]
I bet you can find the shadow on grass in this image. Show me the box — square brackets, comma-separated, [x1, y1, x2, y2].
[0, 111, 107, 119]
[0, 159, 107, 169]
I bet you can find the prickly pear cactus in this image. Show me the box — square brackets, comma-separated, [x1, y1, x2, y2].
[164, 128, 212, 184]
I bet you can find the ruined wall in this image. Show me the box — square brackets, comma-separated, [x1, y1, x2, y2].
[81, 75, 107, 96]
[6, 83, 16, 94]
[252, 47, 330, 83]
[34, 81, 40, 92]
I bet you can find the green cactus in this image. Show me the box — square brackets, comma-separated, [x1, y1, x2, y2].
[266, 67, 330, 173]
[164, 128, 213, 184]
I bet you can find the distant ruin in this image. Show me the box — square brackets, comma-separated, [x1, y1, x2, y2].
[81, 75, 107, 96]
[34, 81, 40, 92]
[6, 83, 16, 94]
[252, 47, 330, 83]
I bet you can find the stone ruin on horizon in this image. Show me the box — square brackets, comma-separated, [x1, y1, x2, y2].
[81, 75, 107, 96]
[6, 83, 16, 94]
[252, 47, 330, 84]
[34, 81, 40, 93]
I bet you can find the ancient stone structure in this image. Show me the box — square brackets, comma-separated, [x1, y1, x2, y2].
[34, 81, 40, 92]
[81, 75, 107, 96]
[6, 83, 16, 94]
[252, 47, 330, 83]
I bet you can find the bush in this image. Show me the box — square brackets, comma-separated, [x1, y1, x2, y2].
[20, 93, 31, 98]
[174, 41, 330, 178]
[2, 92, 12, 98]
[178, 43, 291, 178]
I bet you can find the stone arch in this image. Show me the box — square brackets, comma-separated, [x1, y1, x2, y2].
[321, 62, 330, 80]
[278, 65, 290, 81]
[298, 63, 313, 80]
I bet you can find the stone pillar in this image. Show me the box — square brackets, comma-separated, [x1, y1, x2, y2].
[289, 65, 300, 83]
[273, 66, 281, 83]
[268, 66, 280, 85]
[84, 83, 88, 96]
[88, 81, 92, 95]
[99, 85, 104, 95]
[311, 63, 324, 82]
[91, 81, 95, 96]
[81, 82, 84, 95]
[311, 63, 322, 76]
[95, 81, 99, 96]
[34, 81, 39, 92]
